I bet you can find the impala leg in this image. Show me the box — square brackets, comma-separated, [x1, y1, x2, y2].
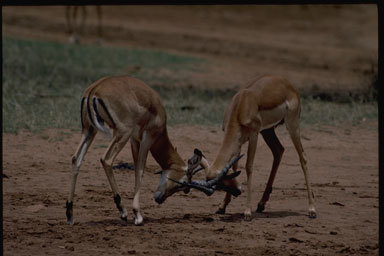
[244, 133, 258, 221]
[65, 6, 73, 36]
[100, 134, 130, 222]
[69, 6, 80, 44]
[257, 128, 284, 213]
[132, 132, 153, 225]
[96, 6, 103, 44]
[67, 128, 96, 225]
[286, 119, 317, 218]
[216, 193, 231, 214]
[216, 152, 240, 214]
[78, 6, 87, 38]
[130, 138, 139, 169]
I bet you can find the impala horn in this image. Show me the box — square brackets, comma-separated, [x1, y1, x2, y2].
[170, 154, 244, 197]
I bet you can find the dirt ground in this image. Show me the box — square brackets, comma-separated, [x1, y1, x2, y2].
[3, 124, 379, 255]
[2, 5, 379, 256]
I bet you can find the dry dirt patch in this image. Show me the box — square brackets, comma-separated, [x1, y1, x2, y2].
[3, 123, 378, 255]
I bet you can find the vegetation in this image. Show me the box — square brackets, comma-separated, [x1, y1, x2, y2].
[3, 37, 378, 133]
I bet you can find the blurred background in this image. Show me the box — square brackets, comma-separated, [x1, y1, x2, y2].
[2, 5, 378, 132]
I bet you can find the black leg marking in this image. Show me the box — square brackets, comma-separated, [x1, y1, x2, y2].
[66, 201, 73, 220]
[216, 208, 226, 215]
[114, 194, 128, 221]
[256, 203, 265, 213]
[114, 194, 123, 212]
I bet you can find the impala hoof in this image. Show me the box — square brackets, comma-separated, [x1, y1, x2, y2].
[66, 218, 74, 225]
[133, 209, 143, 226]
[66, 201, 74, 225]
[243, 214, 252, 222]
[216, 208, 226, 215]
[134, 216, 143, 226]
[308, 210, 317, 219]
[256, 203, 265, 213]
[244, 209, 252, 221]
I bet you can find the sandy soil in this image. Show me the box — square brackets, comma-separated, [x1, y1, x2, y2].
[3, 123, 379, 255]
[2, 5, 379, 256]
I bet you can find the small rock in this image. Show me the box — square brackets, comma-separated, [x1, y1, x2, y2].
[65, 245, 75, 251]
[289, 237, 304, 243]
[25, 204, 46, 213]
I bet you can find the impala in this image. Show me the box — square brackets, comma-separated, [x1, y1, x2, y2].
[66, 5, 102, 44]
[66, 75, 237, 225]
[157, 75, 317, 220]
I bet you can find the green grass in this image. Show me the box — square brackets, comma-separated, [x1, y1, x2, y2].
[300, 99, 377, 126]
[2, 37, 202, 133]
[2, 37, 378, 133]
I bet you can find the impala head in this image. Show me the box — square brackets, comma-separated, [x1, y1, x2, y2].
[154, 149, 206, 204]
[154, 149, 243, 204]
[154, 167, 187, 204]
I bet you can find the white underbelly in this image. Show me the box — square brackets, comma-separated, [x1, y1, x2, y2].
[259, 102, 287, 130]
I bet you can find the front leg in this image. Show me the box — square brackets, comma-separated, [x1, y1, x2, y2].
[216, 152, 240, 214]
[244, 133, 258, 221]
[216, 192, 231, 214]
[132, 132, 153, 225]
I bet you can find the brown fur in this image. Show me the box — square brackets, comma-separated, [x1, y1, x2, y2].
[67, 76, 186, 225]
[208, 75, 316, 220]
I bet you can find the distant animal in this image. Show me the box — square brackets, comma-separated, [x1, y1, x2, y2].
[65, 6, 103, 44]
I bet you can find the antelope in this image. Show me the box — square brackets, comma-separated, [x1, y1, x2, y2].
[156, 75, 317, 220]
[66, 75, 238, 226]
[66, 5, 103, 44]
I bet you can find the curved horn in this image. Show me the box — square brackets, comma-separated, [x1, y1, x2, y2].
[168, 178, 214, 196]
[168, 155, 244, 197]
[207, 154, 244, 187]
[191, 166, 204, 176]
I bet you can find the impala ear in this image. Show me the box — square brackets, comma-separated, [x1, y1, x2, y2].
[193, 148, 205, 158]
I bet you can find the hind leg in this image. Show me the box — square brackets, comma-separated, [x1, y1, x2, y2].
[66, 127, 97, 225]
[257, 128, 285, 213]
[286, 112, 316, 218]
[100, 133, 131, 222]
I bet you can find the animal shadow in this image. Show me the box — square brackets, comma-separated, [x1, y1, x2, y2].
[219, 210, 305, 222]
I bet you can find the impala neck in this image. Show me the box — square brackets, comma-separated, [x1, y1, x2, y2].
[208, 123, 242, 179]
[150, 128, 185, 171]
